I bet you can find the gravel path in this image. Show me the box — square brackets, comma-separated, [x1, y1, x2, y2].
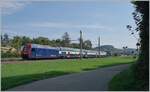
[8, 64, 130, 91]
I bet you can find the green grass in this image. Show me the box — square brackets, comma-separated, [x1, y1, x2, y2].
[2, 56, 135, 90]
[109, 65, 135, 91]
[109, 63, 148, 91]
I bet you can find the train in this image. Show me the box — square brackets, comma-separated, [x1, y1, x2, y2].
[21, 43, 107, 59]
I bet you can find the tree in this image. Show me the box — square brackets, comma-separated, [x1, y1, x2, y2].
[21, 36, 32, 45]
[49, 39, 57, 47]
[61, 32, 70, 47]
[50, 39, 62, 47]
[71, 43, 80, 48]
[131, 1, 149, 90]
[1, 34, 4, 46]
[83, 40, 92, 49]
[11, 36, 22, 51]
[122, 46, 128, 55]
[32, 37, 50, 45]
[1, 33, 10, 47]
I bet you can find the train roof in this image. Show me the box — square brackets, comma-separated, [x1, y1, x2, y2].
[31, 44, 59, 50]
[28, 44, 106, 53]
[59, 47, 80, 52]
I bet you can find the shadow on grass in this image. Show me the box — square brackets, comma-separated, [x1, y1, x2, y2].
[82, 67, 98, 71]
[2, 71, 73, 91]
[82, 62, 134, 71]
[96, 62, 134, 68]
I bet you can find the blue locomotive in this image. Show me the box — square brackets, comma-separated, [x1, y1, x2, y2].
[21, 43, 107, 59]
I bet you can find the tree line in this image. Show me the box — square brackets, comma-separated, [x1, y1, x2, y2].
[1, 32, 92, 51]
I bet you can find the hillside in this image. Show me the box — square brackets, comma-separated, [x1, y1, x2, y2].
[93, 45, 137, 55]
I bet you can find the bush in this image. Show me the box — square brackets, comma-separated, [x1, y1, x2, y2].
[1, 51, 20, 58]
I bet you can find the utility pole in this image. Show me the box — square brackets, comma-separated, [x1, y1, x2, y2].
[98, 36, 100, 57]
[80, 30, 83, 59]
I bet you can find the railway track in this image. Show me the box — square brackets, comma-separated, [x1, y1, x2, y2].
[1, 58, 81, 64]
[1, 57, 106, 64]
[1, 58, 46, 63]
[1, 58, 23, 61]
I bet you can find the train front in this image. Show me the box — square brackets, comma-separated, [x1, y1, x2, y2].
[21, 43, 32, 59]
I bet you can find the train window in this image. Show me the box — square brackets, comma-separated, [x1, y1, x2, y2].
[62, 52, 66, 55]
[32, 48, 36, 52]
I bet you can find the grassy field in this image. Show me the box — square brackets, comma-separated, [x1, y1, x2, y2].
[109, 65, 136, 91]
[109, 63, 148, 91]
[2, 56, 135, 90]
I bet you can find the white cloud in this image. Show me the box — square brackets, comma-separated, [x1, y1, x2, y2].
[30, 22, 112, 31]
[0, 0, 31, 15]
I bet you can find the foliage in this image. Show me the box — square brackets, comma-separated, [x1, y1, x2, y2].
[2, 56, 135, 90]
[70, 43, 80, 48]
[11, 36, 22, 51]
[1, 33, 10, 47]
[83, 40, 92, 49]
[1, 51, 20, 58]
[1, 32, 93, 53]
[10, 36, 32, 50]
[113, 1, 149, 91]
[61, 32, 70, 47]
[21, 36, 32, 45]
[32, 37, 50, 45]
[132, 1, 149, 90]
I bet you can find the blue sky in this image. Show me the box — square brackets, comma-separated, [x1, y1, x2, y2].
[1, 0, 138, 48]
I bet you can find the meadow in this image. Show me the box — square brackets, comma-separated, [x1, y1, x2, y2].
[1, 56, 136, 90]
